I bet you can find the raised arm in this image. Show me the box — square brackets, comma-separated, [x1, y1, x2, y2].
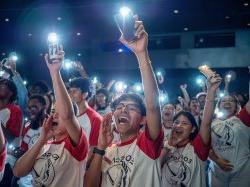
[45, 49, 81, 145]
[180, 84, 190, 104]
[120, 16, 161, 140]
[84, 113, 113, 187]
[199, 74, 222, 145]
[13, 116, 53, 177]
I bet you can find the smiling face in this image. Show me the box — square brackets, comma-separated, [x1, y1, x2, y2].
[170, 114, 195, 146]
[27, 98, 45, 122]
[218, 95, 237, 118]
[113, 99, 144, 138]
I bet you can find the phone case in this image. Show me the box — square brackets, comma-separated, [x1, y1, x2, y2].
[198, 65, 215, 78]
[48, 43, 59, 60]
[114, 12, 136, 42]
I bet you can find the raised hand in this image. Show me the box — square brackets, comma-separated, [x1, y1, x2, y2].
[44, 45, 64, 72]
[97, 113, 114, 150]
[40, 116, 54, 142]
[207, 74, 222, 92]
[119, 15, 148, 55]
[180, 84, 187, 90]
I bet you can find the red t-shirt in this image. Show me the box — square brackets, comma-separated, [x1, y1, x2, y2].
[0, 103, 23, 137]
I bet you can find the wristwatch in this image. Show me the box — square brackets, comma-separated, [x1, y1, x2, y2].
[93, 147, 106, 156]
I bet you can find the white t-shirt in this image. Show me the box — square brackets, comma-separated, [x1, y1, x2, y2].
[21, 122, 42, 151]
[161, 134, 210, 187]
[101, 127, 163, 187]
[97, 106, 112, 117]
[211, 107, 250, 172]
[77, 106, 102, 147]
[163, 126, 172, 142]
[31, 130, 88, 187]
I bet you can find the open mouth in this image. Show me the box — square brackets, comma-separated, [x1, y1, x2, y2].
[164, 112, 170, 116]
[52, 122, 58, 126]
[172, 128, 183, 136]
[118, 116, 130, 124]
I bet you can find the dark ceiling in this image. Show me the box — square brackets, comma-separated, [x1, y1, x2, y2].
[0, 1, 249, 75]
[0, 0, 249, 95]
[1, 0, 250, 52]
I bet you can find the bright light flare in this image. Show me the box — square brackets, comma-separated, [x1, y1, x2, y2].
[119, 7, 132, 17]
[115, 81, 127, 93]
[64, 59, 73, 69]
[92, 76, 99, 84]
[48, 32, 58, 43]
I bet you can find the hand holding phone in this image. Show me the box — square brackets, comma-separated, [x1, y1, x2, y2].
[114, 8, 136, 42]
[47, 33, 59, 61]
[199, 65, 215, 79]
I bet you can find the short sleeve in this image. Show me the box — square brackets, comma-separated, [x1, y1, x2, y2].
[136, 125, 164, 160]
[64, 129, 89, 161]
[0, 145, 7, 172]
[6, 105, 23, 137]
[191, 134, 210, 161]
[237, 107, 250, 127]
[89, 117, 102, 147]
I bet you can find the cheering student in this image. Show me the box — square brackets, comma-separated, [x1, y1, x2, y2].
[160, 74, 222, 187]
[13, 47, 88, 187]
[85, 16, 163, 187]
[161, 103, 175, 141]
[209, 69, 250, 187]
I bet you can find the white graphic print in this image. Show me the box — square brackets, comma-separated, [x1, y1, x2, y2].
[212, 121, 235, 152]
[163, 152, 192, 186]
[106, 155, 135, 187]
[32, 152, 59, 186]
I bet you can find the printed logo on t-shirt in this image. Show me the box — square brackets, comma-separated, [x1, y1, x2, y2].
[32, 152, 60, 186]
[24, 132, 40, 148]
[162, 152, 192, 186]
[106, 155, 135, 186]
[212, 121, 235, 152]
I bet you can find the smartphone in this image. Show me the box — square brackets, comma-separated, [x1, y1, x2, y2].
[198, 65, 215, 79]
[114, 11, 136, 42]
[48, 43, 59, 60]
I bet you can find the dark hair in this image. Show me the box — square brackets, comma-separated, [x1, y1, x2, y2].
[32, 80, 50, 94]
[163, 103, 175, 108]
[0, 78, 17, 103]
[173, 111, 199, 141]
[96, 88, 110, 103]
[69, 77, 90, 93]
[189, 97, 199, 106]
[111, 93, 146, 116]
[29, 95, 47, 106]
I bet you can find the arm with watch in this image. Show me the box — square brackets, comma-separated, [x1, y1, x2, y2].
[84, 113, 113, 187]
